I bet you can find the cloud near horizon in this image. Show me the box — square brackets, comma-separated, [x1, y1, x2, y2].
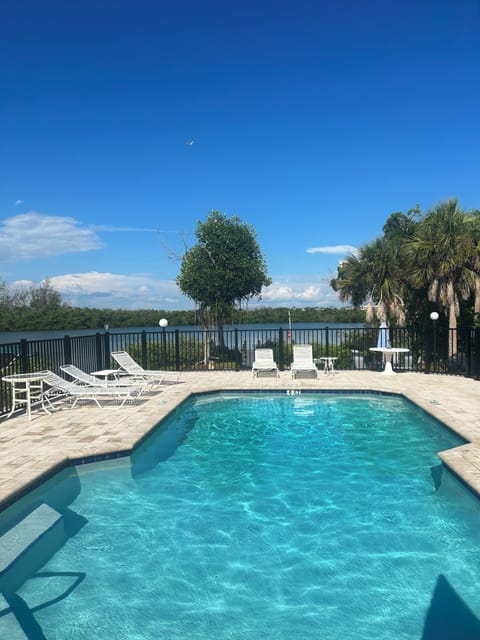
[260, 274, 341, 308]
[11, 271, 343, 310]
[0, 212, 103, 261]
[306, 244, 357, 255]
[44, 272, 185, 309]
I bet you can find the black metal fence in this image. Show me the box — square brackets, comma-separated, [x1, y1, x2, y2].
[1, 325, 479, 417]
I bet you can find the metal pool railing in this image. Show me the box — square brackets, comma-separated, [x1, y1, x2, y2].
[1, 325, 479, 417]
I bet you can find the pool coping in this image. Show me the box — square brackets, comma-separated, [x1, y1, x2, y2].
[1, 370, 480, 512]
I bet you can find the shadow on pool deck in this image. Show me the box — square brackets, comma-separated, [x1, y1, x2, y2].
[422, 574, 480, 640]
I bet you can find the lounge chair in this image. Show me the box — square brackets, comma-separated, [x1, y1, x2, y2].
[290, 344, 318, 378]
[42, 371, 145, 408]
[252, 348, 279, 377]
[110, 351, 179, 384]
[60, 364, 153, 392]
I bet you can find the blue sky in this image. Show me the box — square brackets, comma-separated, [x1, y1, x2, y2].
[1, 0, 479, 311]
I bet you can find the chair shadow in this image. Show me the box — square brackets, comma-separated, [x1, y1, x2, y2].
[2, 570, 86, 640]
[422, 574, 480, 640]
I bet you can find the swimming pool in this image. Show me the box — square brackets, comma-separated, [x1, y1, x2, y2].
[2, 392, 480, 639]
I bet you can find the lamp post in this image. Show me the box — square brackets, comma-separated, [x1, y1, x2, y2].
[430, 311, 439, 372]
[103, 324, 110, 369]
[159, 318, 168, 370]
[287, 309, 295, 367]
[287, 310, 292, 341]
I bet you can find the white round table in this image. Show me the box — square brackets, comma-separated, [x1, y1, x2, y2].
[369, 348, 410, 375]
[318, 356, 337, 375]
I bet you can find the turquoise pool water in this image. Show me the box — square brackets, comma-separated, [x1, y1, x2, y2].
[2, 392, 480, 639]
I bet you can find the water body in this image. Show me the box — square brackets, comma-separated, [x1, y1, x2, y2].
[0, 322, 364, 345]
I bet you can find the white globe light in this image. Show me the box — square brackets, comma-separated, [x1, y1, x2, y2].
[430, 312, 439, 321]
[159, 318, 169, 328]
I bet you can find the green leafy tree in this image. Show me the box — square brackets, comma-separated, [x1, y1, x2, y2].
[405, 199, 477, 356]
[27, 280, 63, 311]
[177, 211, 271, 355]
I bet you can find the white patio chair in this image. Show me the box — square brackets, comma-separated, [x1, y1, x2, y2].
[60, 364, 153, 392]
[252, 348, 279, 377]
[290, 344, 318, 378]
[43, 371, 145, 409]
[110, 351, 179, 384]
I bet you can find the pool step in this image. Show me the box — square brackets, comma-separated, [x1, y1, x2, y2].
[0, 503, 64, 594]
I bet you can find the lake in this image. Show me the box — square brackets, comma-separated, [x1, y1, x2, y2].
[0, 322, 364, 346]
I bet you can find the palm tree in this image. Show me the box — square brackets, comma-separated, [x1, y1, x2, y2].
[465, 209, 480, 320]
[331, 216, 413, 326]
[330, 253, 369, 309]
[359, 237, 410, 325]
[405, 199, 477, 357]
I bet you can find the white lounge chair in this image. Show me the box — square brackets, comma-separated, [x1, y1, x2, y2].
[111, 351, 179, 384]
[290, 344, 318, 378]
[43, 371, 145, 408]
[60, 364, 152, 392]
[252, 348, 279, 377]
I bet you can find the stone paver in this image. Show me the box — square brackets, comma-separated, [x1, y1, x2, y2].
[0, 370, 479, 510]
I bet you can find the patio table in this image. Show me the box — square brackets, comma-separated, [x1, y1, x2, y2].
[3, 371, 51, 420]
[318, 357, 337, 375]
[369, 347, 410, 375]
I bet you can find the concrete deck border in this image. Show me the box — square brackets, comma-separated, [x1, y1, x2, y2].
[1, 370, 480, 512]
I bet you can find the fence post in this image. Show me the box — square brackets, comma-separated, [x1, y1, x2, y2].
[474, 328, 480, 379]
[423, 325, 431, 373]
[175, 329, 180, 371]
[234, 328, 240, 371]
[20, 339, 29, 373]
[325, 326, 330, 357]
[465, 328, 472, 377]
[95, 333, 103, 370]
[63, 335, 72, 366]
[141, 331, 147, 368]
[103, 330, 111, 369]
[279, 327, 284, 370]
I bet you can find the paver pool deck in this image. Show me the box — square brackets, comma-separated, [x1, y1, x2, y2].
[1, 370, 480, 511]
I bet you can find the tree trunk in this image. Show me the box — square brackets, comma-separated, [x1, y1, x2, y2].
[197, 305, 210, 365]
[475, 277, 480, 315]
[217, 319, 226, 348]
[448, 303, 457, 358]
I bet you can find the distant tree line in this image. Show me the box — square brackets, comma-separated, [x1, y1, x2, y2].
[229, 306, 365, 325]
[0, 280, 363, 332]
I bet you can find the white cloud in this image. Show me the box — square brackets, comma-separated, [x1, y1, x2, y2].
[90, 225, 158, 233]
[259, 274, 342, 307]
[15, 199, 24, 206]
[9, 258, 343, 312]
[10, 279, 33, 289]
[0, 212, 103, 262]
[12, 270, 343, 311]
[306, 244, 358, 255]
[46, 271, 190, 310]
